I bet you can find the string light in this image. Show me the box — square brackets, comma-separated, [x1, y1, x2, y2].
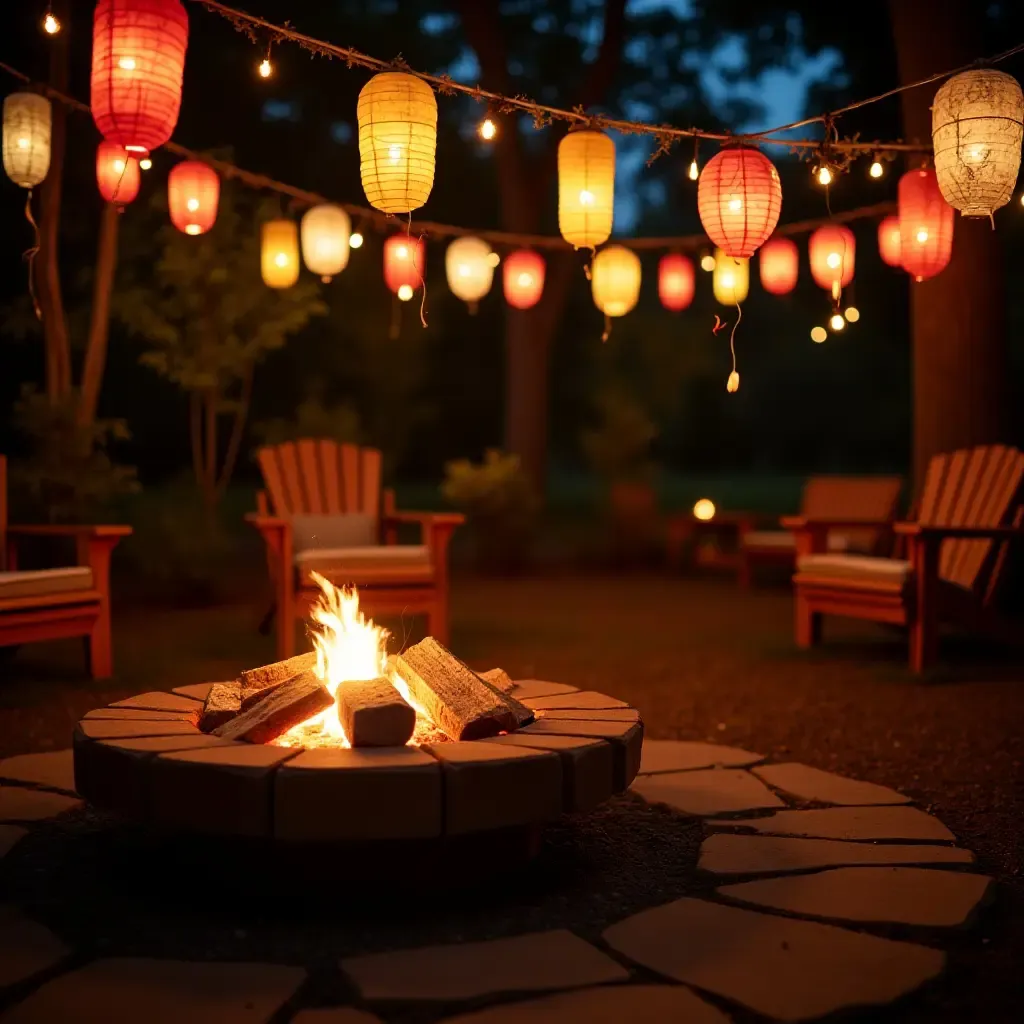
[259, 58, 273, 78]
[397, 283, 414, 301]
[869, 159, 884, 179]
[700, 253, 716, 272]
[478, 116, 497, 141]
[844, 306, 860, 322]
[829, 313, 846, 331]
[688, 159, 699, 181]
[139, 157, 152, 170]
[349, 230, 364, 248]
[810, 326, 827, 343]
[693, 498, 716, 521]
[816, 165, 833, 186]
[43, 6, 60, 34]
[486, 251, 500, 267]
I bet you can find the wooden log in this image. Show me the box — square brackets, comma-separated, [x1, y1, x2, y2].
[238, 651, 316, 696]
[199, 681, 242, 733]
[391, 638, 518, 741]
[475, 673, 534, 729]
[213, 669, 333, 744]
[337, 677, 416, 747]
[478, 667, 515, 692]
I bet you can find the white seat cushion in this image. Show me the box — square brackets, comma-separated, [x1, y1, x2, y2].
[296, 545, 433, 586]
[291, 514, 376, 556]
[0, 567, 94, 601]
[796, 554, 912, 584]
[743, 531, 858, 553]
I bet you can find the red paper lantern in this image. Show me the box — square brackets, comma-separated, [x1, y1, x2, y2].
[503, 249, 545, 309]
[758, 237, 798, 295]
[384, 235, 425, 295]
[898, 168, 954, 282]
[91, 0, 189, 154]
[809, 225, 855, 293]
[658, 253, 694, 311]
[168, 160, 219, 235]
[877, 215, 902, 267]
[697, 146, 782, 258]
[95, 141, 140, 205]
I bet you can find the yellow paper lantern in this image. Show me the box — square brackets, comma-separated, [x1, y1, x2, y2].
[445, 236, 493, 311]
[357, 72, 437, 214]
[3, 92, 51, 189]
[301, 204, 351, 282]
[932, 69, 1024, 217]
[558, 129, 615, 249]
[713, 249, 749, 305]
[591, 245, 640, 317]
[261, 219, 299, 289]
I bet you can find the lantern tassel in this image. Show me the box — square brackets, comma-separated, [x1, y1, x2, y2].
[22, 191, 42, 321]
[408, 213, 429, 329]
[726, 300, 742, 393]
[601, 313, 611, 343]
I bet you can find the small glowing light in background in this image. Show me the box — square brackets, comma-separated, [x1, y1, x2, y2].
[830, 313, 846, 331]
[844, 306, 860, 322]
[478, 117, 497, 141]
[43, 11, 60, 34]
[349, 231, 364, 249]
[688, 159, 699, 181]
[916, 228, 929, 243]
[726, 371, 740, 393]
[869, 160, 884, 179]
[258, 58, 273, 79]
[274, 252, 288, 268]
[817, 165, 833, 186]
[397, 283, 414, 301]
[486, 251, 500, 267]
[720, 271, 735, 288]
[826, 251, 841, 269]
[396, 244, 409, 259]
[139, 157, 152, 170]
[693, 498, 716, 521]
[1020, 193, 1024, 206]
[810, 326, 827, 343]
[700, 253, 716, 272]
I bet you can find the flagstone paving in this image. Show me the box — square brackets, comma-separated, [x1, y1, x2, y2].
[290, 1011, 383, 1024]
[0, 907, 69, 990]
[0, 752, 76, 795]
[0, 786, 80, 824]
[638, 740, 762, 775]
[720, 805, 955, 841]
[751, 763, 910, 806]
[631, 768, 784, 816]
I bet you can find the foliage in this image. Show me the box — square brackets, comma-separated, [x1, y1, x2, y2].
[442, 450, 540, 570]
[254, 394, 362, 448]
[9, 385, 139, 524]
[581, 386, 658, 483]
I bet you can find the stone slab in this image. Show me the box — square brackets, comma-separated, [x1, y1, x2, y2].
[151, 745, 298, 837]
[425, 742, 562, 834]
[536, 708, 640, 723]
[698, 833, 974, 876]
[719, 867, 994, 927]
[0, 957, 305, 1024]
[0, 906, 70, 989]
[517, 719, 643, 789]
[506, 681, 580, 700]
[632, 768, 784, 817]
[521, 691, 629, 711]
[638, 740, 762, 775]
[438, 984, 731, 1024]
[0, 825, 28, 859]
[342, 928, 628, 1001]
[291, 1012, 383, 1024]
[604, 897, 945, 1021]
[84, 708, 199, 723]
[75, 719, 201, 741]
[109, 691, 205, 713]
[275, 747, 442, 842]
[723, 806, 955, 842]
[172, 682, 216, 701]
[0, 750, 76, 793]
[482, 733, 615, 813]
[0, 786, 81, 823]
[752, 763, 911, 806]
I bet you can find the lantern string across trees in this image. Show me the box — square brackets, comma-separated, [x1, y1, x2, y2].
[658, 253, 694, 311]
[503, 249, 545, 309]
[95, 140, 140, 205]
[168, 159, 219, 235]
[558, 128, 616, 251]
[301, 203, 351, 282]
[898, 167, 955, 282]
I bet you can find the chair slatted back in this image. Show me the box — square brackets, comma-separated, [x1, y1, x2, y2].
[257, 441, 384, 525]
[0, 455, 6, 571]
[916, 445, 1024, 592]
[801, 476, 903, 554]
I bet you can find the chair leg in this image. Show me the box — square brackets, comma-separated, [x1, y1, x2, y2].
[795, 594, 821, 649]
[87, 609, 113, 680]
[427, 594, 449, 645]
[908, 615, 936, 674]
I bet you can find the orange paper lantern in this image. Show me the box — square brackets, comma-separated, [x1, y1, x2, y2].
[168, 160, 219, 235]
[91, 0, 189, 154]
[697, 146, 782, 258]
[95, 141, 140, 205]
[758, 237, 798, 295]
[898, 168, 954, 282]
[809, 225, 855, 292]
[503, 249, 545, 309]
[658, 253, 694, 311]
[384, 235, 425, 295]
[877, 214, 902, 267]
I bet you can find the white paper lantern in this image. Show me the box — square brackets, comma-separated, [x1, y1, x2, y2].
[301, 204, 351, 282]
[591, 245, 640, 317]
[932, 69, 1024, 217]
[558, 129, 615, 249]
[445, 236, 493, 312]
[3, 92, 51, 189]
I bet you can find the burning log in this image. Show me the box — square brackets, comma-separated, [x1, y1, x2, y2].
[198, 681, 242, 733]
[391, 638, 520, 741]
[336, 677, 416, 747]
[213, 669, 333, 744]
[238, 651, 316, 699]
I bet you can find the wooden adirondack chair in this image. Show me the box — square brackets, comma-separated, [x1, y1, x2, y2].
[0, 455, 131, 678]
[247, 440, 464, 659]
[785, 444, 1024, 673]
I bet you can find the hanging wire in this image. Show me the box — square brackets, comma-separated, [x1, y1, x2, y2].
[727, 299, 742, 393]
[22, 191, 42, 320]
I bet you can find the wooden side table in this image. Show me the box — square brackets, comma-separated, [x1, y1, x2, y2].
[665, 510, 754, 574]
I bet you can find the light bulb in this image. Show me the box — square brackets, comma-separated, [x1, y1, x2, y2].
[259, 58, 273, 78]
[274, 253, 288, 268]
[727, 197, 742, 212]
[517, 272, 532, 287]
[869, 160, 883, 179]
[693, 498, 716, 521]
[119, 57, 137, 71]
[721, 273, 735, 288]
[817, 166, 832, 186]
[113, 159, 126, 173]
[478, 117, 497, 141]
[43, 12, 60, 34]
[396, 245, 408, 260]
[458, 264, 470, 277]
[688, 159, 699, 181]
[186, 197, 199, 212]
[916, 229, 929, 243]
[388, 144, 402, 162]
[139, 158, 152, 170]
[830, 313, 845, 331]
[844, 306, 860, 323]
[810, 326, 827, 343]
[826, 252, 841, 269]
[397, 284, 414, 301]
[186, 225, 201, 236]
[16, 137, 29, 150]
[579, 189, 594, 206]
[700, 254, 715, 272]
[349, 231, 364, 249]
[487, 251, 500, 268]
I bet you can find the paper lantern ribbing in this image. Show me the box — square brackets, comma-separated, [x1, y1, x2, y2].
[697, 146, 782, 259]
[713, 250, 749, 305]
[503, 250, 545, 310]
[558, 129, 615, 249]
[168, 161, 219, 235]
[446, 236, 494, 311]
[877, 215, 902, 267]
[96, 141, 140, 205]
[658, 253, 694, 311]
[591, 245, 641, 317]
[3, 93, 51, 189]
[932, 69, 1024, 218]
[758, 237, 798, 295]
[809, 225, 855, 294]
[301, 204, 351, 282]
[357, 72, 437, 214]
[384, 234, 425, 295]
[898, 168, 954, 282]
[261, 220, 300, 288]
[91, 0, 189, 154]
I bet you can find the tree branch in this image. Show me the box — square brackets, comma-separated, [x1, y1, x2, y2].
[216, 362, 254, 501]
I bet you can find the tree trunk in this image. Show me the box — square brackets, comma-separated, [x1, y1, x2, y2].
[216, 363, 254, 500]
[889, 0, 1009, 485]
[203, 389, 218, 510]
[78, 203, 120, 426]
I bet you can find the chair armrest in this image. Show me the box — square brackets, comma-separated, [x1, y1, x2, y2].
[383, 511, 465, 528]
[244, 514, 292, 571]
[5, 524, 131, 573]
[7, 524, 132, 539]
[244, 514, 290, 532]
[781, 516, 894, 531]
[894, 522, 1024, 540]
